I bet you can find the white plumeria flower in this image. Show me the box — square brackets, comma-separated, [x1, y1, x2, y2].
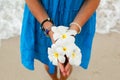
[48, 26, 82, 66]
[51, 26, 68, 41]
[55, 40, 75, 56]
[48, 44, 65, 65]
[66, 45, 82, 66]
[52, 26, 76, 41]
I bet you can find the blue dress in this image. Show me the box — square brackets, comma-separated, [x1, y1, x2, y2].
[20, 0, 96, 74]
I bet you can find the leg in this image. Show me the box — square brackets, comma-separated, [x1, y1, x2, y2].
[44, 64, 59, 80]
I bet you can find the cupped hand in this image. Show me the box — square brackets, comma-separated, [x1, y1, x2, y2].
[58, 57, 72, 77]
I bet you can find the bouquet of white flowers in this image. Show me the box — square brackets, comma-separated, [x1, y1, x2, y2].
[48, 26, 82, 66]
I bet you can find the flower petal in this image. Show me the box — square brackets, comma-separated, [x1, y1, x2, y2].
[66, 36, 75, 43]
[55, 36, 75, 46]
[58, 55, 65, 63]
[66, 29, 77, 36]
[48, 48, 53, 55]
[55, 39, 64, 46]
[58, 26, 69, 33]
[51, 26, 58, 33]
[53, 33, 61, 41]
[52, 59, 58, 65]
[51, 44, 58, 49]
[56, 47, 65, 55]
[74, 57, 81, 66]
[48, 55, 53, 62]
[69, 58, 74, 65]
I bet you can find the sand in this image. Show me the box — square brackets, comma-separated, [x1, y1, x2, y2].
[0, 33, 120, 80]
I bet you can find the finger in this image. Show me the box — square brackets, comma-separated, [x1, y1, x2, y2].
[65, 63, 71, 72]
[66, 66, 72, 76]
[58, 62, 65, 73]
[60, 68, 66, 77]
[65, 63, 72, 76]
[66, 68, 71, 76]
[58, 62, 66, 76]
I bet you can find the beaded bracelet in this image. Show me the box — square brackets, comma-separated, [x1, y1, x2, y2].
[44, 25, 53, 37]
[40, 18, 54, 37]
[70, 22, 82, 34]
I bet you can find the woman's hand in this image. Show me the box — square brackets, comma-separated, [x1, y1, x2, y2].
[49, 31, 67, 76]
[65, 62, 72, 76]
[58, 57, 72, 77]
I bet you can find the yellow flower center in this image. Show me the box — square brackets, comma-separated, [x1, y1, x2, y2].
[72, 52, 76, 58]
[54, 52, 59, 58]
[62, 34, 67, 39]
[63, 47, 67, 51]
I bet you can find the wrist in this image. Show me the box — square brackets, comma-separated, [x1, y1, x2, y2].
[40, 18, 54, 37]
[70, 22, 82, 34]
[41, 18, 53, 29]
[69, 25, 79, 35]
[43, 21, 53, 30]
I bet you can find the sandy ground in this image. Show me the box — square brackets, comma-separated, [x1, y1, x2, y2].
[0, 33, 120, 80]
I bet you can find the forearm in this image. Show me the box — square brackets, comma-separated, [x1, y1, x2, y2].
[25, 0, 48, 22]
[70, 0, 100, 32]
[25, 0, 53, 29]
